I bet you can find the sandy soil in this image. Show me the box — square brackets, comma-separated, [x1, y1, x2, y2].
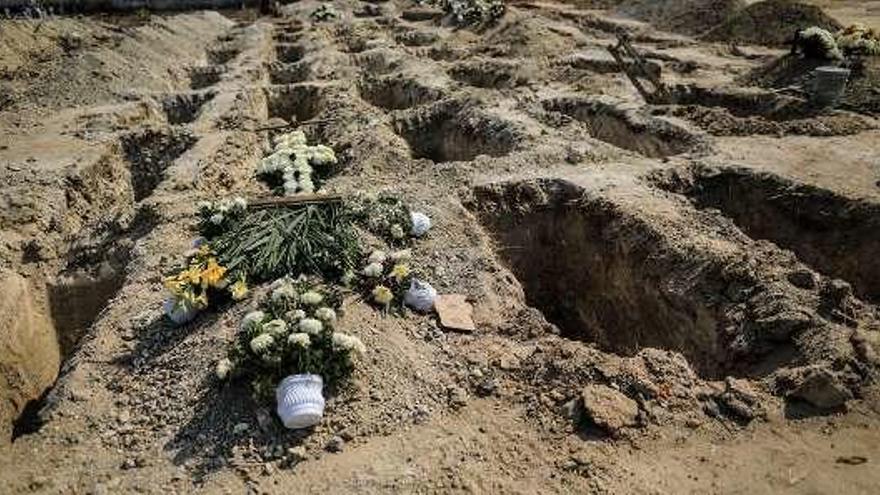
[0, 1, 879, 493]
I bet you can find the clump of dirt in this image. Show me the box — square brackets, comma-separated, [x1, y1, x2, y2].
[616, 0, 747, 36]
[702, 0, 842, 46]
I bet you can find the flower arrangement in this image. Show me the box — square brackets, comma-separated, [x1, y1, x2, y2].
[354, 249, 420, 312]
[257, 130, 337, 196]
[347, 193, 414, 245]
[795, 26, 843, 60]
[310, 3, 339, 22]
[220, 277, 364, 402]
[163, 245, 248, 324]
[836, 24, 880, 57]
[418, 0, 505, 28]
[197, 196, 248, 238]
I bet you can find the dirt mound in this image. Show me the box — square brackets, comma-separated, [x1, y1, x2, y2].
[745, 55, 880, 116]
[616, 0, 747, 36]
[0, 270, 60, 444]
[702, 0, 842, 46]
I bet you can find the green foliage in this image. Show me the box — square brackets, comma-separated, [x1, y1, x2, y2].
[210, 203, 361, 283]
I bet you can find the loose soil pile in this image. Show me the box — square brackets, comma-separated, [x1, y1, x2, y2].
[703, 0, 842, 46]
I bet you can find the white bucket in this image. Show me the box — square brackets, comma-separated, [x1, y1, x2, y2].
[276, 374, 325, 429]
[163, 296, 200, 326]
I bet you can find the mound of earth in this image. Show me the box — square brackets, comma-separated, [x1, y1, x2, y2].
[702, 0, 842, 46]
[616, 0, 747, 36]
[745, 54, 880, 115]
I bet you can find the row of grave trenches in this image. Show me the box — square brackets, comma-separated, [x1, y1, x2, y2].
[1, 19, 275, 444]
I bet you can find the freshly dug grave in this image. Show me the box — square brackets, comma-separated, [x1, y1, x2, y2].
[469, 178, 876, 404]
[702, 0, 842, 46]
[393, 99, 523, 162]
[664, 164, 880, 303]
[659, 85, 877, 136]
[544, 96, 709, 158]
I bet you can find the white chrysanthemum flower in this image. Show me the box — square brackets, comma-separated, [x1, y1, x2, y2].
[215, 358, 233, 380]
[340, 270, 356, 286]
[241, 310, 265, 330]
[300, 291, 323, 305]
[210, 213, 224, 225]
[286, 309, 307, 322]
[368, 250, 386, 264]
[299, 178, 315, 193]
[271, 283, 297, 303]
[298, 317, 324, 335]
[250, 333, 275, 354]
[332, 332, 366, 355]
[362, 262, 383, 278]
[288, 332, 311, 347]
[390, 223, 405, 239]
[389, 249, 412, 262]
[263, 319, 288, 337]
[315, 307, 337, 323]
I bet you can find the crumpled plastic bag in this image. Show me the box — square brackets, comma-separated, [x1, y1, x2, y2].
[404, 279, 437, 313]
[410, 211, 432, 237]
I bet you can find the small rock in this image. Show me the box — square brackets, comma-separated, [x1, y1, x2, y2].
[787, 269, 818, 289]
[287, 446, 308, 462]
[338, 428, 355, 441]
[326, 436, 345, 453]
[475, 379, 498, 397]
[435, 294, 476, 332]
[448, 385, 468, 408]
[580, 384, 640, 436]
[789, 367, 852, 409]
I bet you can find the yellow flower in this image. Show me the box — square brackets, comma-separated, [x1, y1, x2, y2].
[229, 278, 248, 301]
[372, 285, 393, 306]
[180, 289, 209, 309]
[181, 266, 202, 286]
[390, 263, 411, 283]
[164, 276, 185, 295]
[201, 258, 227, 289]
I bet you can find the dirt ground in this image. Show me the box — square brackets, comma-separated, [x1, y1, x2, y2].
[1, 0, 880, 493]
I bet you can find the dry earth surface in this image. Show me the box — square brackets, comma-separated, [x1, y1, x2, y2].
[1, 0, 880, 493]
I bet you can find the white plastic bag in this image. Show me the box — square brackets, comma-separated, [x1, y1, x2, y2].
[410, 211, 432, 237]
[404, 279, 437, 313]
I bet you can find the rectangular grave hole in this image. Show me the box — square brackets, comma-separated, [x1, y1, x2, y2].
[393, 102, 520, 162]
[471, 180, 730, 378]
[672, 168, 880, 302]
